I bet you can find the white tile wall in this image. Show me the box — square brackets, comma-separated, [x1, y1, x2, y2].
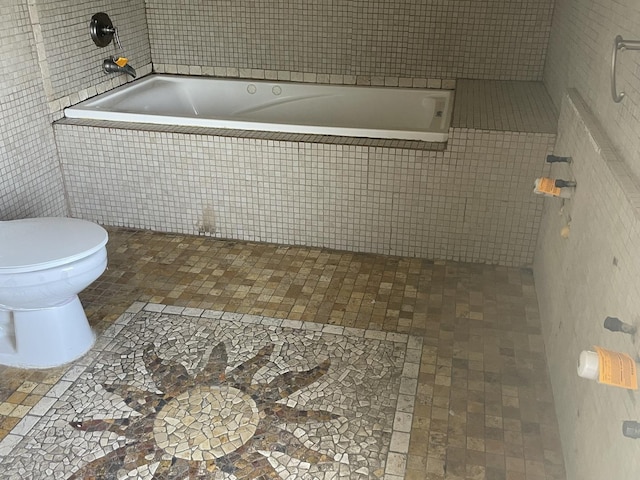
[152, 64, 455, 94]
[21, 0, 153, 120]
[544, 0, 640, 182]
[2, 0, 154, 220]
[32, 0, 151, 101]
[54, 123, 554, 266]
[146, 0, 554, 81]
[0, 0, 66, 219]
[534, 91, 640, 480]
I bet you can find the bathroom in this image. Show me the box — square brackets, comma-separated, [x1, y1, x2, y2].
[2, 0, 640, 478]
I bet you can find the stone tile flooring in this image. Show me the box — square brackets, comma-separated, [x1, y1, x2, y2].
[0, 227, 566, 479]
[2, 303, 421, 479]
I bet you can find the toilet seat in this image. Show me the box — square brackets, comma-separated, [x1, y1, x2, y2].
[0, 218, 108, 274]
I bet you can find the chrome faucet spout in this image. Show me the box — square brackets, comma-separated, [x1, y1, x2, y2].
[102, 58, 136, 78]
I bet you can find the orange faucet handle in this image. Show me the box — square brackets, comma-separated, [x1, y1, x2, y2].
[114, 57, 128, 68]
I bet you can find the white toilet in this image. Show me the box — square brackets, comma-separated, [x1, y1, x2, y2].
[0, 218, 108, 368]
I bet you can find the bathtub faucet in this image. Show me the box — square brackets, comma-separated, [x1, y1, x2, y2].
[102, 57, 136, 78]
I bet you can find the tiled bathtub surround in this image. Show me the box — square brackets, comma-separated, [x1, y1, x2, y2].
[534, 91, 640, 480]
[146, 0, 554, 81]
[0, 227, 567, 480]
[54, 122, 554, 267]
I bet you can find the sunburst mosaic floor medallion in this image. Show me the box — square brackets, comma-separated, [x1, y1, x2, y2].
[0, 302, 422, 479]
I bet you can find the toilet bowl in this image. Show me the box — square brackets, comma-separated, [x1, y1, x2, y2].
[0, 218, 108, 368]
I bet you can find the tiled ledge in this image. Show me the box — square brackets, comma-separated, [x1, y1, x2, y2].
[453, 80, 558, 134]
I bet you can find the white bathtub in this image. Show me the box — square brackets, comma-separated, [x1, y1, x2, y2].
[64, 74, 454, 142]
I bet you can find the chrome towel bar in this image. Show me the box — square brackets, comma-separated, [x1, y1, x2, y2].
[611, 35, 640, 103]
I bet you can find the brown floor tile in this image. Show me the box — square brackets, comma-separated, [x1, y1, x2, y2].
[0, 227, 566, 479]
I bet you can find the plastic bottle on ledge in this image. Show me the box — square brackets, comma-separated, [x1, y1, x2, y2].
[533, 177, 576, 198]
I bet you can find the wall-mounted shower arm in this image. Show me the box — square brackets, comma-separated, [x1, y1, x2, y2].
[611, 35, 640, 103]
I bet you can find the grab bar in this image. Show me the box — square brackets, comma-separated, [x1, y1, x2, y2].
[611, 35, 640, 103]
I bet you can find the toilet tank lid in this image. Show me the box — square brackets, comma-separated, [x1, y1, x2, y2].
[0, 218, 108, 273]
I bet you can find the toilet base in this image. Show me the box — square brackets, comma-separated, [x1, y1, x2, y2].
[0, 296, 95, 368]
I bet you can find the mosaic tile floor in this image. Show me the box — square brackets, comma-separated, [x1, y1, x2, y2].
[0, 228, 567, 480]
[2, 303, 420, 479]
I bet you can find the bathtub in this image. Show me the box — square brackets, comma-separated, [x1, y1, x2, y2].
[64, 74, 454, 142]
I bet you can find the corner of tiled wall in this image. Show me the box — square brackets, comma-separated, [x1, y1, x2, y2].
[2, 0, 154, 219]
[29, 0, 152, 118]
[0, 0, 67, 219]
[544, 0, 640, 183]
[55, 117, 553, 266]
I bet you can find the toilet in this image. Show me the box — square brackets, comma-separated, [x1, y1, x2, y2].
[0, 218, 108, 368]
